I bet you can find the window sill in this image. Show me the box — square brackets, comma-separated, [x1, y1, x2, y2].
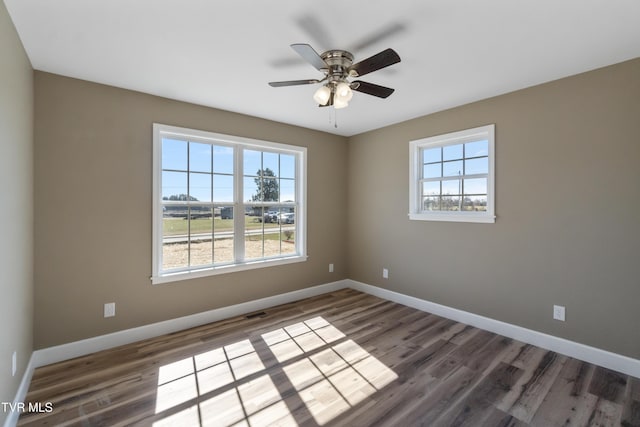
[408, 212, 496, 223]
[151, 255, 308, 285]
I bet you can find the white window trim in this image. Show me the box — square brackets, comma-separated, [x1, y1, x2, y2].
[409, 124, 495, 223]
[152, 123, 307, 284]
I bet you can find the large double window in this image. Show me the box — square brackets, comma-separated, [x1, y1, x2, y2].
[409, 124, 495, 223]
[152, 124, 306, 284]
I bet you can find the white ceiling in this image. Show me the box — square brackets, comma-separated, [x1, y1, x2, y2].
[5, 0, 640, 136]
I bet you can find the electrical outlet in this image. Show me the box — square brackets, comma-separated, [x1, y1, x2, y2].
[553, 305, 566, 321]
[383, 268, 389, 279]
[12, 351, 16, 377]
[329, 263, 334, 273]
[104, 302, 116, 318]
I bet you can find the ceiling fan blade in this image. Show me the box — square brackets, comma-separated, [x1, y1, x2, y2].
[348, 48, 401, 77]
[349, 22, 407, 52]
[291, 43, 327, 71]
[269, 79, 320, 87]
[351, 81, 395, 98]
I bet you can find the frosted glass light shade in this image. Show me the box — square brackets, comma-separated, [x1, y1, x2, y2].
[313, 86, 331, 105]
[335, 82, 353, 102]
[334, 97, 349, 109]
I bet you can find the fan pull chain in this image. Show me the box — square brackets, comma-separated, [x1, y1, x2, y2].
[328, 108, 338, 128]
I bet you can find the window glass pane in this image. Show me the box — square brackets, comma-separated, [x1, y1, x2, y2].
[213, 174, 233, 203]
[162, 205, 189, 221]
[214, 207, 234, 264]
[280, 154, 295, 179]
[244, 176, 260, 202]
[218, 206, 234, 220]
[162, 205, 189, 270]
[261, 176, 279, 202]
[263, 152, 279, 177]
[258, 207, 278, 225]
[244, 230, 264, 260]
[189, 173, 212, 202]
[423, 147, 441, 164]
[162, 138, 188, 171]
[263, 206, 280, 232]
[441, 179, 461, 195]
[277, 208, 295, 225]
[463, 178, 487, 195]
[422, 181, 440, 196]
[245, 211, 265, 260]
[269, 209, 287, 256]
[163, 205, 189, 230]
[441, 196, 461, 211]
[463, 196, 487, 212]
[423, 163, 441, 179]
[162, 242, 187, 271]
[213, 145, 234, 174]
[442, 160, 463, 177]
[465, 140, 488, 158]
[189, 207, 213, 267]
[244, 150, 262, 177]
[162, 171, 188, 200]
[280, 207, 296, 256]
[422, 196, 440, 211]
[443, 144, 463, 161]
[189, 142, 211, 173]
[464, 157, 488, 175]
[280, 179, 296, 202]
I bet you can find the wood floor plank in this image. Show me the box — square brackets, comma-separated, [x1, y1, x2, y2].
[589, 366, 628, 403]
[399, 365, 483, 426]
[431, 362, 525, 426]
[481, 407, 530, 427]
[17, 289, 640, 427]
[587, 398, 624, 426]
[508, 351, 568, 423]
[621, 400, 640, 427]
[621, 377, 640, 426]
[529, 358, 598, 427]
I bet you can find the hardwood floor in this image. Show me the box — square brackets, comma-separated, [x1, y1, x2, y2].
[19, 289, 640, 426]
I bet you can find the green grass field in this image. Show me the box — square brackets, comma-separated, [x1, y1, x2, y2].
[163, 216, 287, 236]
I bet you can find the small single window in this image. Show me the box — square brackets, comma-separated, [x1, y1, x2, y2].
[409, 124, 495, 223]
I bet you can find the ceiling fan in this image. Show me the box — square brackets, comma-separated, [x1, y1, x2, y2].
[269, 44, 401, 109]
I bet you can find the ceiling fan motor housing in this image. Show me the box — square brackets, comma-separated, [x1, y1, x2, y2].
[321, 50, 356, 85]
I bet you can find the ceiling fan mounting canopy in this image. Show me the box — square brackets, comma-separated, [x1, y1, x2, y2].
[269, 43, 400, 108]
[321, 49, 353, 68]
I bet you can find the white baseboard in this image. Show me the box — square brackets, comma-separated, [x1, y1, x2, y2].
[348, 279, 640, 379]
[3, 354, 37, 427]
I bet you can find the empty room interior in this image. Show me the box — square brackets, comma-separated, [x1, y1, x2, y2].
[1, 1, 640, 426]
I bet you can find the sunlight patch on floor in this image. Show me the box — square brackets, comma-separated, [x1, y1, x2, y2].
[152, 316, 397, 426]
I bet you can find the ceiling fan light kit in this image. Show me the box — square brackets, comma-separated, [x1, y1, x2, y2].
[313, 85, 331, 105]
[269, 43, 401, 110]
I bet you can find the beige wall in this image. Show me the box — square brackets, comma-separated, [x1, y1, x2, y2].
[347, 58, 640, 359]
[0, 0, 34, 423]
[34, 72, 348, 349]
